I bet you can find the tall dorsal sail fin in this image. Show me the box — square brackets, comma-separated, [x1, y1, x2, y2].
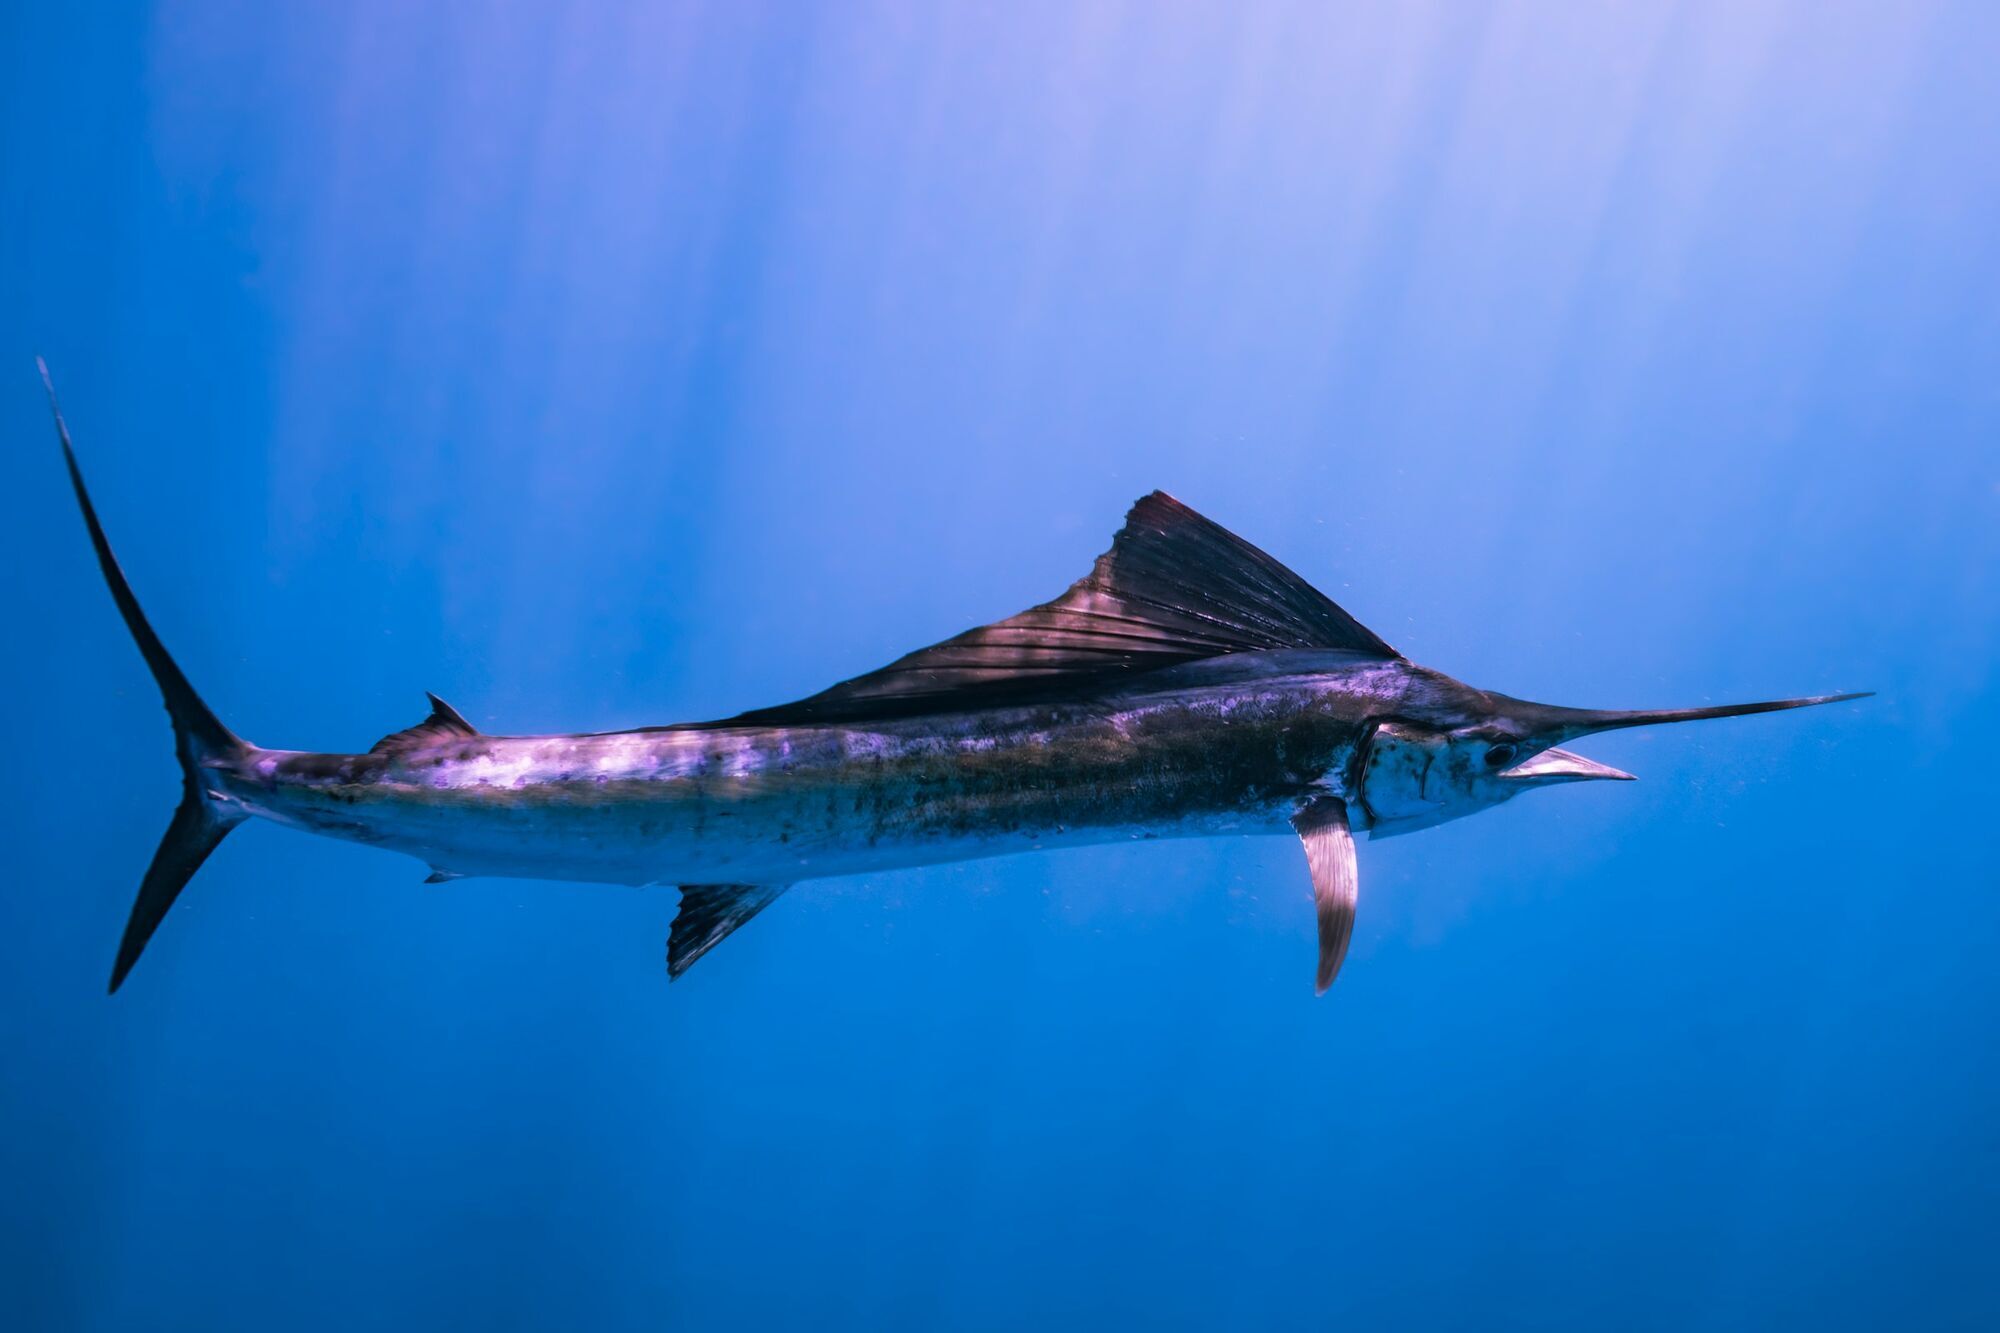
[731, 491, 1396, 726]
[370, 693, 480, 753]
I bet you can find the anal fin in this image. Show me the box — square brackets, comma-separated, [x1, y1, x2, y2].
[668, 883, 789, 980]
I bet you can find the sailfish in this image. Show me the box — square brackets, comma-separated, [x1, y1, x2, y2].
[42, 364, 1867, 995]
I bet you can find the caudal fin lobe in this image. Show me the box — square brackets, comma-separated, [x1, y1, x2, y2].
[39, 361, 247, 992]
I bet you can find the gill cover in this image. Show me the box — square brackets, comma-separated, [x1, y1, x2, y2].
[1357, 723, 1450, 834]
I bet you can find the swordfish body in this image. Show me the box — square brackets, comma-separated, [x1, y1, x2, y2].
[41, 364, 1869, 994]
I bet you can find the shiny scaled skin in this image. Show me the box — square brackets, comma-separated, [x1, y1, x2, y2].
[219, 652, 1440, 888]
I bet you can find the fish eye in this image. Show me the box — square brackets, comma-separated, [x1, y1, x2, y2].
[1484, 743, 1518, 769]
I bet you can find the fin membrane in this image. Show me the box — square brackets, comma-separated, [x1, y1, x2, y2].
[41, 359, 247, 993]
[730, 491, 1396, 726]
[371, 693, 479, 753]
[1293, 796, 1358, 995]
[109, 784, 243, 993]
[668, 883, 789, 979]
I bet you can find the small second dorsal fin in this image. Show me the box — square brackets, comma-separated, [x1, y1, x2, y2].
[728, 491, 1397, 726]
[370, 693, 480, 753]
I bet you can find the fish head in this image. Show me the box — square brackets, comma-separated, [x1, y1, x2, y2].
[1358, 721, 1631, 836]
[1356, 688, 1869, 837]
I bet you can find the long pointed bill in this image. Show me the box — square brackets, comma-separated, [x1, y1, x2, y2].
[1533, 690, 1873, 744]
[1499, 747, 1634, 783]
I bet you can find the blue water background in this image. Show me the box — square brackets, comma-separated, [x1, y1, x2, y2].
[4, 4, 1998, 1329]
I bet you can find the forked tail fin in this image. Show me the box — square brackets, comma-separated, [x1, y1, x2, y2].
[39, 361, 247, 992]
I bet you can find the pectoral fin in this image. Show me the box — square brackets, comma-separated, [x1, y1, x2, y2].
[1292, 796, 1358, 994]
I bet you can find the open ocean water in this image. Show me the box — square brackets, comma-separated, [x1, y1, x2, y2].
[3, 3, 1997, 1329]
